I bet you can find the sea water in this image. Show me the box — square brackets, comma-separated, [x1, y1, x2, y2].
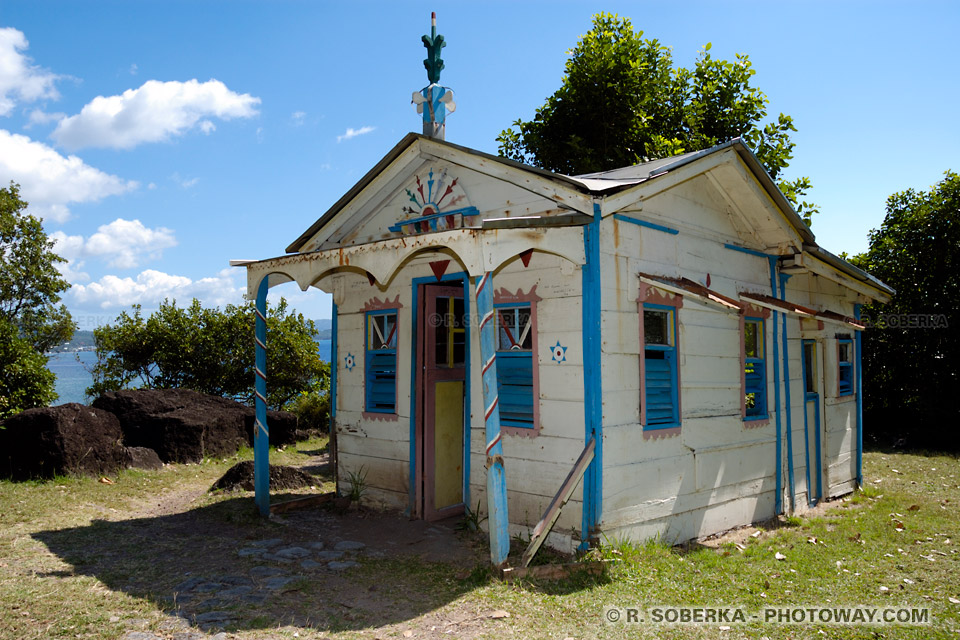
[47, 340, 333, 406]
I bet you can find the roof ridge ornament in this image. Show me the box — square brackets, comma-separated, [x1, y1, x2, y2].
[412, 12, 455, 140]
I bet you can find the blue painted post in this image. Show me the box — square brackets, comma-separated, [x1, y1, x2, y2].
[474, 272, 510, 566]
[854, 304, 863, 487]
[580, 205, 603, 550]
[768, 258, 783, 515]
[330, 303, 338, 433]
[253, 277, 270, 516]
[779, 273, 796, 510]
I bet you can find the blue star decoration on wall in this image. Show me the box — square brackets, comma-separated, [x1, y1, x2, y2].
[344, 353, 356, 371]
[550, 341, 568, 363]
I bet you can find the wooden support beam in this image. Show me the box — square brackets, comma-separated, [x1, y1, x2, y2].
[521, 437, 596, 568]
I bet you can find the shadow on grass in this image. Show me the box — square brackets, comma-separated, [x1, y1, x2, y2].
[32, 495, 492, 634]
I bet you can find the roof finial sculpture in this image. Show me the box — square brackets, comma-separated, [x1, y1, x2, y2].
[412, 12, 455, 140]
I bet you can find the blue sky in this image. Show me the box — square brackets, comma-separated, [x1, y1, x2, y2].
[1, 1, 956, 328]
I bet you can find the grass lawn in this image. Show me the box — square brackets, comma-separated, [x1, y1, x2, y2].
[1, 440, 957, 639]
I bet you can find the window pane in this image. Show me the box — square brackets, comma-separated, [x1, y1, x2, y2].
[744, 320, 760, 358]
[803, 342, 816, 394]
[839, 341, 851, 363]
[644, 309, 671, 346]
[369, 313, 397, 350]
[497, 305, 532, 351]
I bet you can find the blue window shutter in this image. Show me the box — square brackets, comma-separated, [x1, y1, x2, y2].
[365, 310, 398, 413]
[745, 358, 766, 417]
[496, 351, 534, 428]
[645, 352, 676, 425]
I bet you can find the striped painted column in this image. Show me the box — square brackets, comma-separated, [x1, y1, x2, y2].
[475, 272, 510, 566]
[254, 277, 270, 516]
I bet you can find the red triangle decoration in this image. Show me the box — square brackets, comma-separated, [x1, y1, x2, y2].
[430, 259, 450, 281]
[519, 249, 534, 268]
[366, 271, 377, 286]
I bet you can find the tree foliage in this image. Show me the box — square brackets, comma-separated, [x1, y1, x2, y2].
[497, 13, 817, 223]
[0, 183, 74, 418]
[851, 171, 959, 448]
[89, 298, 329, 409]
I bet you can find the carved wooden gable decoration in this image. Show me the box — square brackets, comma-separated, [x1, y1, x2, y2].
[389, 167, 478, 235]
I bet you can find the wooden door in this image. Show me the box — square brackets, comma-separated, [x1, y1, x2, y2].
[418, 284, 466, 520]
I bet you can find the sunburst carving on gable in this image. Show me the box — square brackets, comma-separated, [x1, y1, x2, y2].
[389, 167, 478, 235]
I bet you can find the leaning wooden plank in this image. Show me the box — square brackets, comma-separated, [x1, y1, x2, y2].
[269, 492, 335, 515]
[500, 560, 609, 582]
[521, 437, 596, 568]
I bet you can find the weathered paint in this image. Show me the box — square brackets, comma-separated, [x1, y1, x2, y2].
[580, 204, 602, 550]
[433, 380, 464, 508]
[253, 276, 269, 516]
[475, 271, 510, 566]
[612, 213, 680, 235]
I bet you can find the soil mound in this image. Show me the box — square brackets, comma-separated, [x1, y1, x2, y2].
[210, 460, 318, 492]
[0, 404, 127, 480]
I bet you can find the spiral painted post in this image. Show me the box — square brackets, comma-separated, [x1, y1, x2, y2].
[475, 272, 510, 566]
[253, 276, 270, 516]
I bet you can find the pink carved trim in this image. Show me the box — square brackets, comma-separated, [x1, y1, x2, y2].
[362, 411, 400, 422]
[362, 295, 403, 312]
[637, 281, 684, 308]
[643, 426, 681, 441]
[744, 418, 770, 429]
[741, 302, 771, 319]
[493, 284, 542, 304]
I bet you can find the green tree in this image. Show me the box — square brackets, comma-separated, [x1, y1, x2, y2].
[0, 183, 74, 417]
[497, 13, 817, 223]
[89, 298, 329, 409]
[851, 171, 959, 449]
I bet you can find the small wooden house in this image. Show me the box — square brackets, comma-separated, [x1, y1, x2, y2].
[240, 132, 892, 558]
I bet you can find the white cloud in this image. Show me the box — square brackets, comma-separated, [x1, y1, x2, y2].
[171, 172, 199, 189]
[336, 125, 375, 143]
[0, 28, 59, 117]
[51, 218, 176, 275]
[129, 63, 138, 76]
[26, 108, 66, 127]
[199, 119, 215, 134]
[70, 268, 243, 310]
[291, 110, 305, 126]
[0, 129, 138, 222]
[51, 79, 261, 150]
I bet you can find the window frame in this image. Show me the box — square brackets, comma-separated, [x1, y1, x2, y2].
[742, 313, 770, 422]
[837, 337, 854, 397]
[364, 308, 399, 415]
[493, 301, 537, 431]
[641, 302, 681, 431]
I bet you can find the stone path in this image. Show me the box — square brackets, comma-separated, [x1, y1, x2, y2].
[142, 537, 369, 635]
